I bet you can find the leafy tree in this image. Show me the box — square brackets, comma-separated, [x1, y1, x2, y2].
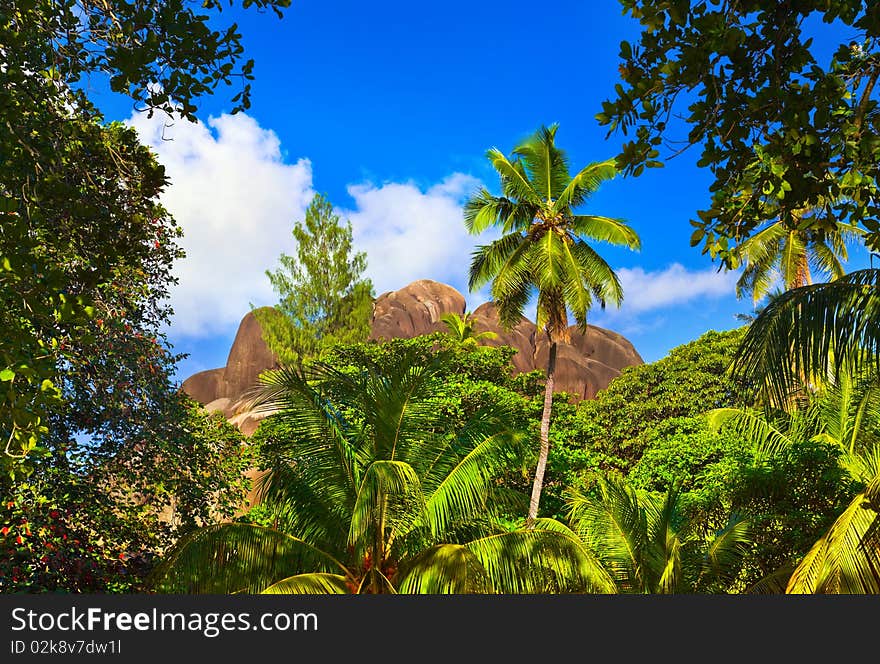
[727, 441, 860, 591]
[598, 1, 880, 263]
[2, 0, 290, 466]
[567, 476, 751, 593]
[0, 0, 291, 590]
[627, 416, 750, 530]
[153, 354, 613, 594]
[2, 110, 184, 470]
[3, 0, 290, 123]
[465, 124, 640, 522]
[557, 328, 751, 474]
[0, 402, 253, 592]
[780, 450, 879, 593]
[255, 194, 374, 366]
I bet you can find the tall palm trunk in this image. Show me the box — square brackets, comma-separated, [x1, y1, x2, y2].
[793, 252, 812, 289]
[528, 337, 557, 525]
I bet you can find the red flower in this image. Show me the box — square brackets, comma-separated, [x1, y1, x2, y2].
[15, 535, 23, 545]
[0, 526, 9, 536]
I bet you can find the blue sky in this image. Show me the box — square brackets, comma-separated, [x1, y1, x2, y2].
[92, 1, 872, 380]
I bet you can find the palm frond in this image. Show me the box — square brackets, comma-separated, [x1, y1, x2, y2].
[553, 160, 618, 212]
[463, 189, 519, 234]
[468, 232, 530, 293]
[731, 269, 880, 407]
[706, 408, 793, 460]
[348, 460, 426, 550]
[511, 124, 570, 202]
[261, 573, 350, 594]
[253, 462, 351, 558]
[786, 489, 880, 594]
[486, 148, 541, 205]
[421, 430, 522, 536]
[152, 524, 347, 594]
[569, 240, 624, 308]
[701, 514, 751, 588]
[567, 479, 646, 592]
[745, 565, 796, 594]
[567, 215, 641, 250]
[465, 524, 615, 593]
[396, 544, 492, 594]
[245, 365, 360, 501]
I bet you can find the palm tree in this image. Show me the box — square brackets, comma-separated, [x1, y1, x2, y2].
[708, 372, 880, 593]
[152, 352, 614, 594]
[439, 311, 498, 348]
[464, 124, 640, 523]
[566, 476, 750, 593]
[729, 204, 863, 303]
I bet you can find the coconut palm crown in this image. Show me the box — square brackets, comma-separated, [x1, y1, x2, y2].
[464, 124, 640, 522]
[729, 202, 863, 303]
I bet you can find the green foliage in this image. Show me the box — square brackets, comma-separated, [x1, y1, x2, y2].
[559, 328, 752, 472]
[3, 0, 290, 122]
[628, 417, 750, 530]
[2, 0, 288, 468]
[155, 354, 613, 594]
[0, 0, 289, 593]
[732, 268, 880, 407]
[440, 311, 498, 348]
[1, 108, 184, 470]
[255, 193, 374, 366]
[0, 403, 252, 592]
[567, 475, 751, 594]
[600, 1, 880, 262]
[730, 208, 863, 302]
[728, 441, 859, 590]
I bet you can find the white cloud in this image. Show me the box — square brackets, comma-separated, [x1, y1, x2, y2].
[128, 112, 314, 337]
[343, 173, 490, 301]
[599, 263, 737, 317]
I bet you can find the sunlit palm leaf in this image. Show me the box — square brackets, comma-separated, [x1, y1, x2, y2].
[567, 479, 646, 592]
[261, 573, 350, 594]
[486, 148, 541, 204]
[706, 408, 793, 460]
[421, 431, 519, 536]
[465, 525, 614, 594]
[702, 514, 751, 587]
[746, 565, 796, 594]
[154, 524, 347, 594]
[568, 215, 641, 250]
[553, 160, 617, 212]
[396, 544, 492, 594]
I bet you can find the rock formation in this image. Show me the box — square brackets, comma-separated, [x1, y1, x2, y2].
[180, 308, 278, 435]
[369, 279, 466, 340]
[181, 281, 644, 434]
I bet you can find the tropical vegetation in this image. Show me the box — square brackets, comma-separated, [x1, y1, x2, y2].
[3, 0, 880, 597]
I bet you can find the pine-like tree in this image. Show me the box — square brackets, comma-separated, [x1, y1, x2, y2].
[255, 194, 375, 365]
